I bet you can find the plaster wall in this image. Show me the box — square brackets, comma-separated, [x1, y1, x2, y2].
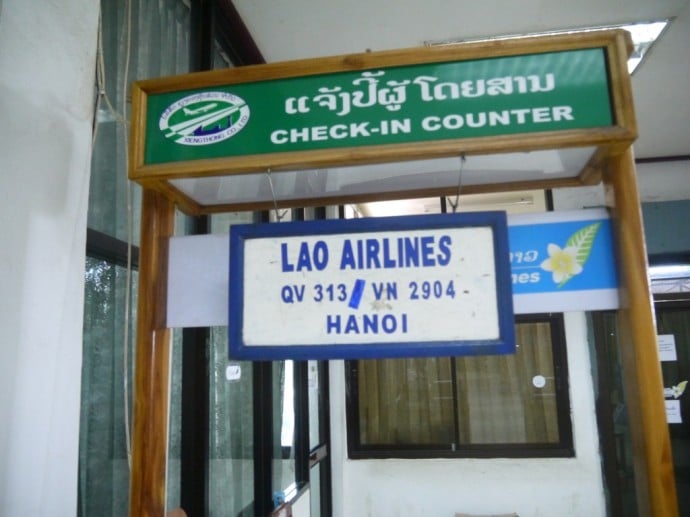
[0, 0, 98, 513]
[329, 312, 605, 517]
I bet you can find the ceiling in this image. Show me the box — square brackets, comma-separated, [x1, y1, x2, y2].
[230, 0, 689, 161]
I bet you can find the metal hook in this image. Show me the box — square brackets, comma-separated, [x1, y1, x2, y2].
[266, 168, 288, 222]
[447, 154, 466, 213]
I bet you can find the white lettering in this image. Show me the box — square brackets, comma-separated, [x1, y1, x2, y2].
[271, 106, 576, 146]
[330, 124, 348, 139]
[390, 118, 411, 134]
[349, 122, 370, 138]
[510, 108, 531, 124]
[552, 105, 574, 121]
[420, 107, 575, 133]
[489, 110, 511, 126]
[466, 112, 486, 128]
[422, 116, 441, 131]
[443, 114, 464, 129]
[311, 125, 328, 141]
[290, 127, 310, 142]
[271, 130, 289, 144]
[532, 107, 551, 123]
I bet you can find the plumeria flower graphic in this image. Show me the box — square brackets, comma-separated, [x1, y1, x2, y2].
[664, 380, 687, 399]
[540, 243, 583, 284]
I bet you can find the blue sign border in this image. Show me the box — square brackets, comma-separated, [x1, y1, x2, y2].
[228, 212, 515, 360]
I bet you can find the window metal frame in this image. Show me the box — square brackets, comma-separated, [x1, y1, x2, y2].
[345, 313, 574, 459]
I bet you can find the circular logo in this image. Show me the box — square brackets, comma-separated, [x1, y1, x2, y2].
[159, 91, 250, 146]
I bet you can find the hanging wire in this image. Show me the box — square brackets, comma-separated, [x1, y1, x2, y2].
[266, 168, 288, 222]
[92, 8, 128, 147]
[446, 154, 466, 213]
[121, 0, 134, 472]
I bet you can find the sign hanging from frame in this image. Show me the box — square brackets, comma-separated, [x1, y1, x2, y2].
[228, 212, 514, 360]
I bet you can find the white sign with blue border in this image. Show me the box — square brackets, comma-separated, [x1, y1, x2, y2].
[228, 212, 515, 360]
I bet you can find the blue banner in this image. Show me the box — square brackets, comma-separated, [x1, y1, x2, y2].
[508, 209, 619, 314]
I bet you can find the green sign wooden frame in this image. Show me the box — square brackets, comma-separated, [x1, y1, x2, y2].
[129, 29, 637, 215]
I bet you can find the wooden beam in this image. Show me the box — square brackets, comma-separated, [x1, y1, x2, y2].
[129, 189, 175, 517]
[603, 148, 678, 517]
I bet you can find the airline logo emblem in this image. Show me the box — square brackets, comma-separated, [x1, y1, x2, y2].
[159, 91, 250, 146]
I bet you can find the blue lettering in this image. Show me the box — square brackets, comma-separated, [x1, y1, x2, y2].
[292, 285, 305, 302]
[296, 242, 313, 271]
[373, 283, 384, 300]
[340, 240, 355, 269]
[326, 313, 408, 334]
[313, 240, 329, 271]
[404, 237, 420, 267]
[344, 314, 359, 333]
[421, 236, 435, 266]
[326, 314, 341, 334]
[281, 285, 295, 303]
[281, 243, 294, 272]
[372, 282, 398, 300]
[336, 235, 452, 271]
[437, 235, 452, 265]
[382, 314, 397, 333]
[362, 314, 378, 333]
[287, 240, 330, 271]
[365, 239, 381, 268]
[382, 239, 396, 268]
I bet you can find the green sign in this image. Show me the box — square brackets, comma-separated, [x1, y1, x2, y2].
[144, 48, 612, 165]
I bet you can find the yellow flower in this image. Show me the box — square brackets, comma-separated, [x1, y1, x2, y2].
[540, 243, 583, 284]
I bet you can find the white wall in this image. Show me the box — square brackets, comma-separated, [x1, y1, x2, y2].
[0, 0, 98, 514]
[330, 312, 605, 517]
[552, 159, 690, 210]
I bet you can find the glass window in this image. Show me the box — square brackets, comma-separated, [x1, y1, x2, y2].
[81, 1, 195, 514]
[346, 314, 573, 458]
[655, 299, 690, 517]
[207, 213, 259, 515]
[79, 258, 137, 515]
[207, 326, 255, 515]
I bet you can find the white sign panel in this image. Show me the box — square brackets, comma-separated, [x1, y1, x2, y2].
[657, 334, 678, 362]
[666, 400, 682, 424]
[228, 213, 514, 359]
[167, 209, 618, 329]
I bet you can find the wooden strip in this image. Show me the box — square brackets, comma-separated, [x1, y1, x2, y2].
[606, 30, 638, 136]
[603, 149, 678, 517]
[140, 178, 204, 217]
[130, 126, 634, 182]
[129, 85, 148, 173]
[129, 189, 175, 517]
[577, 146, 611, 186]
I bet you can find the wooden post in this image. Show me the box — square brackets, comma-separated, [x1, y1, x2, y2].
[129, 189, 175, 517]
[604, 148, 678, 517]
